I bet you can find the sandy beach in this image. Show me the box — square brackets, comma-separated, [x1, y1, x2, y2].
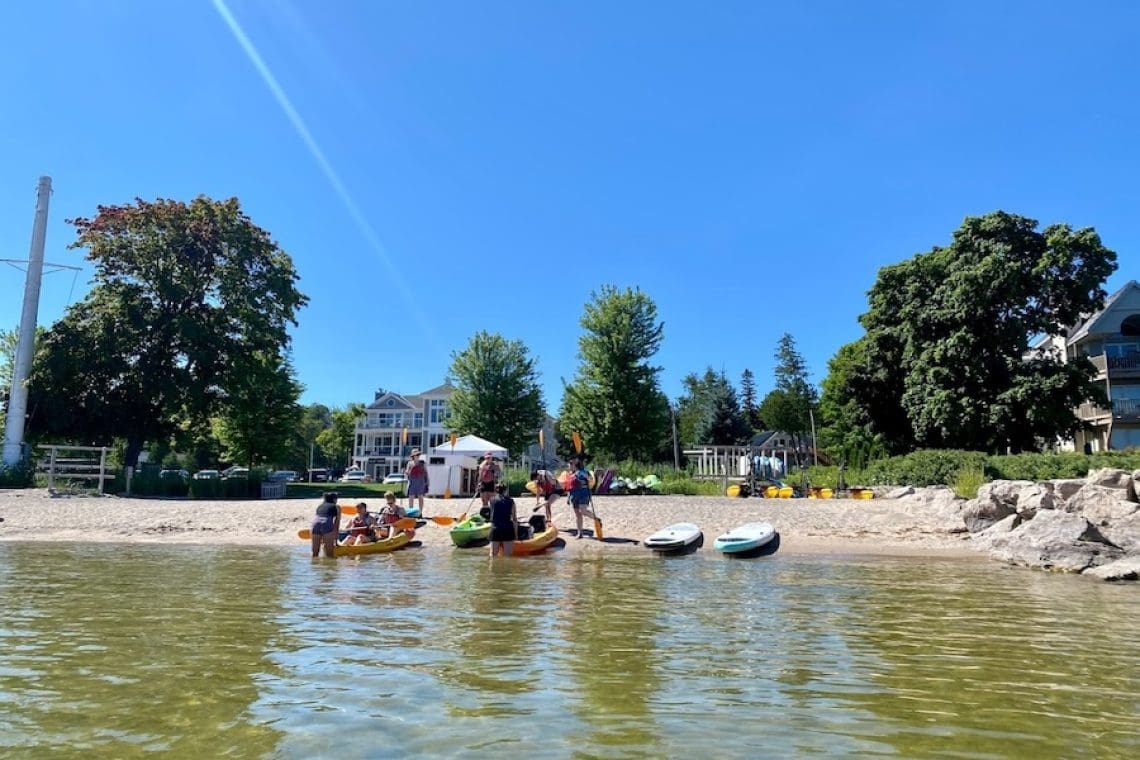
[0, 489, 980, 559]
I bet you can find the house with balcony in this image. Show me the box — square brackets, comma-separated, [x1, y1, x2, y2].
[350, 383, 455, 480]
[1045, 280, 1140, 452]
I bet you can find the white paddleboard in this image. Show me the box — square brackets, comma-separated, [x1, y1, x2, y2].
[644, 522, 702, 552]
[713, 522, 776, 554]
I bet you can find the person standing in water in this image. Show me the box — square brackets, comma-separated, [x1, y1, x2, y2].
[310, 491, 341, 558]
[478, 452, 501, 508]
[404, 448, 429, 513]
[488, 482, 517, 557]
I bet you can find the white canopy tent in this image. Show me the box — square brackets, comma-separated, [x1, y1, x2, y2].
[427, 435, 510, 496]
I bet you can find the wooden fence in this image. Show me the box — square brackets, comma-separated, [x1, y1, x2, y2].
[36, 444, 114, 494]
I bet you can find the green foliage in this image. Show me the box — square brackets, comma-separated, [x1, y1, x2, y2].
[447, 331, 545, 455]
[316, 404, 364, 468]
[758, 334, 818, 466]
[0, 459, 36, 488]
[213, 351, 303, 467]
[740, 368, 760, 431]
[845, 211, 1116, 454]
[28, 196, 307, 467]
[676, 369, 751, 446]
[862, 450, 988, 487]
[560, 285, 670, 461]
[287, 482, 405, 501]
[951, 467, 987, 499]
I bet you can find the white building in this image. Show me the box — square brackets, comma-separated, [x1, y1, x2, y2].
[350, 383, 454, 481]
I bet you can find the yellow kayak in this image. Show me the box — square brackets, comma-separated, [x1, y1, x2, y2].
[513, 524, 559, 555]
[333, 530, 413, 556]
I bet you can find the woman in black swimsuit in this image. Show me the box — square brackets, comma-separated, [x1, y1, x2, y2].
[488, 483, 517, 558]
[311, 491, 341, 558]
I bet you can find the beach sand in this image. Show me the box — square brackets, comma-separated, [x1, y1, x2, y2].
[0, 489, 980, 559]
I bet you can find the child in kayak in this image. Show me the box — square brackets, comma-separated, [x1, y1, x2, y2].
[343, 502, 377, 545]
[530, 468, 562, 524]
[377, 491, 406, 539]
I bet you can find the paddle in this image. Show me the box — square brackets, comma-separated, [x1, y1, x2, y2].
[443, 432, 457, 499]
[297, 516, 417, 540]
[572, 431, 603, 540]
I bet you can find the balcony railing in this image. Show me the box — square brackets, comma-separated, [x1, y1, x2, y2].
[1078, 399, 1140, 422]
[1087, 352, 1140, 378]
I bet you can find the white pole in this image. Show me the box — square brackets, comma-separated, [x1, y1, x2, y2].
[3, 177, 52, 467]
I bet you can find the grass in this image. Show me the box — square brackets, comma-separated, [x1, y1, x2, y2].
[286, 482, 406, 500]
[951, 467, 987, 500]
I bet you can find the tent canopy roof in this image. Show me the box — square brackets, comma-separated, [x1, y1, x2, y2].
[430, 434, 509, 459]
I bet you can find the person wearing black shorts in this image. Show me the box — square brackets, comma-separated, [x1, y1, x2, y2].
[478, 452, 501, 509]
[488, 483, 517, 557]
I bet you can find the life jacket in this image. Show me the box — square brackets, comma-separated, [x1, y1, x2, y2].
[480, 463, 499, 483]
[379, 505, 401, 525]
[408, 460, 427, 478]
[349, 514, 375, 536]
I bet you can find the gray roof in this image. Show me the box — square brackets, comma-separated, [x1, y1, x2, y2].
[1065, 280, 1139, 343]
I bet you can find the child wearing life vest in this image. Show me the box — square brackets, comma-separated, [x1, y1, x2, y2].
[343, 502, 377, 545]
[377, 491, 406, 538]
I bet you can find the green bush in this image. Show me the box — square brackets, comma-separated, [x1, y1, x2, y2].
[0, 459, 36, 488]
[951, 467, 987, 499]
[862, 450, 988, 487]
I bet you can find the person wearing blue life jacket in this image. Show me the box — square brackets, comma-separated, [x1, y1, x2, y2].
[568, 457, 598, 539]
[488, 483, 517, 557]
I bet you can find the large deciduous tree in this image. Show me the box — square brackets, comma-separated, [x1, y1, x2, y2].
[560, 285, 670, 461]
[213, 352, 303, 467]
[316, 403, 364, 468]
[843, 211, 1116, 453]
[446, 331, 545, 455]
[28, 196, 307, 465]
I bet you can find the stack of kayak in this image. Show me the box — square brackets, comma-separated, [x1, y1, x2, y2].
[609, 474, 662, 495]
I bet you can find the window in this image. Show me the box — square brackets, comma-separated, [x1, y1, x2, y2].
[429, 457, 444, 465]
[380, 435, 393, 452]
[1106, 343, 1140, 358]
[409, 433, 422, 448]
[413, 413, 424, 428]
[429, 433, 449, 449]
[429, 399, 448, 424]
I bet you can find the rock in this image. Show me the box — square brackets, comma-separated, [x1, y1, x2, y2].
[886, 486, 915, 499]
[1051, 479, 1087, 505]
[961, 497, 1015, 533]
[1131, 470, 1140, 503]
[1098, 512, 1140, 553]
[1014, 483, 1055, 517]
[977, 480, 1034, 507]
[1084, 468, 1135, 500]
[1064, 484, 1140, 523]
[980, 509, 1123, 573]
[1083, 556, 1140, 581]
[976, 513, 1022, 540]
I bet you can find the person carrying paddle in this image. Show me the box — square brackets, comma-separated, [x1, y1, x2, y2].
[478, 452, 501, 508]
[568, 457, 598, 539]
[488, 482, 517, 557]
[530, 468, 562, 523]
[377, 491, 406, 539]
[343, 502, 377, 545]
[310, 491, 341, 558]
[404, 448, 429, 513]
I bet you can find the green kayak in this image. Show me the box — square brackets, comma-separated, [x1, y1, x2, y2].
[449, 515, 492, 547]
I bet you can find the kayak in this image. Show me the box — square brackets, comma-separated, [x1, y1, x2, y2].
[333, 530, 413, 557]
[404, 505, 422, 519]
[450, 515, 492, 547]
[713, 523, 776, 554]
[513, 523, 560, 555]
[644, 522, 702, 553]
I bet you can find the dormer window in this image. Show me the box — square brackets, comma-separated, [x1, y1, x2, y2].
[1121, 315, 1140, 337]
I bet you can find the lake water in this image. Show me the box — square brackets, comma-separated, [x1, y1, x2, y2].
[0, 543, 1137, 758]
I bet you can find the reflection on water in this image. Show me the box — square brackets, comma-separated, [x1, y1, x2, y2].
[1, 544, 1138, 758]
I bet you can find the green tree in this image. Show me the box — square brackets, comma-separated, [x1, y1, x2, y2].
[316, 403, 364, 468]
[816, 339, 888, 464]
[759, 333, 818, 465]
[27, 196, 306, 466]
[446, 331, 545, 456]
[740, 368, 760, 431]
[213, 352, 303, 467]
[289, 403, 333, 471]
[676, 369, 751, 445]
[560, 285, 669, 461]
[0, 328, 16, 434]
[853, 211, 1115, 452]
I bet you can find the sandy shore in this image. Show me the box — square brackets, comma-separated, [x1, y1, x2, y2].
[0, 489, 981, 559]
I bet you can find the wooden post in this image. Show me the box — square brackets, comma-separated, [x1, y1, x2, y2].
[98, 447, 107, 494]
[48, 446, 56, 491]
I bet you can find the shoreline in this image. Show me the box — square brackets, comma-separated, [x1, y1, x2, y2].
[0, 489, 980, 560]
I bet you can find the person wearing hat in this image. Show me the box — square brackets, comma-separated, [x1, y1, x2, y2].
[404, 448, 429, 513]
[478, 452, 502, 508]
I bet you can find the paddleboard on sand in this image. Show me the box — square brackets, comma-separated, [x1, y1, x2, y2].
[713, 522, 776, 554]
[643, 522, 702, 552]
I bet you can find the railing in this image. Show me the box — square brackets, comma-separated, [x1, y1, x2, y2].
[36, 444, 113, 494]
[1077, 399, 1140, 421]
[1087, 352, 1140, 378]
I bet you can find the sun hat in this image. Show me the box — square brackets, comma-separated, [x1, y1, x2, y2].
[483, 452, 493, 459]
[410, 448, 421, 456]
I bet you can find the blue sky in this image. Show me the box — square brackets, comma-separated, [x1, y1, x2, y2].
[3, 1, 1139, 413]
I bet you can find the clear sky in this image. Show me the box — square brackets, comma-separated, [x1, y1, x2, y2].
[3, 1, 1139, 413]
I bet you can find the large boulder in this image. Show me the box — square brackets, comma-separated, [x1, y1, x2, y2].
[961, 497, 1016, 533]
[1084, 468, 1136, 500]
[1063, 485, 1140, 523]
[979, 510, 1123, 573]
[1084, 556, 1140, 581]
[977, 480, 1034, 507]
[1051, 479, 1087, 505]
[1014, 483, 1055, 517]
[1098, 511, 1140, 553]
[1131, 470, 1140, 502]
[886, 486, 915, 499]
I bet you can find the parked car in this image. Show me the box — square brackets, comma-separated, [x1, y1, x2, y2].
[382, 473, 408, 485]
[341, 469, 367, 482]
[159, 469, 189, 480]
[222, 467, 250, 479]
[269, 470, 298, 482]
[308, 468, 330, 482]
[194, 469, 220, 480]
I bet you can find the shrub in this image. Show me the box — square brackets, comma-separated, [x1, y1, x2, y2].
[951, 466, 987, 499]
[863, 450, 988, 487]
[0, 459, 36, 488]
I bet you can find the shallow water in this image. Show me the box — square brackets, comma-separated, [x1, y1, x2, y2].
[0, 543, 1137, 758]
